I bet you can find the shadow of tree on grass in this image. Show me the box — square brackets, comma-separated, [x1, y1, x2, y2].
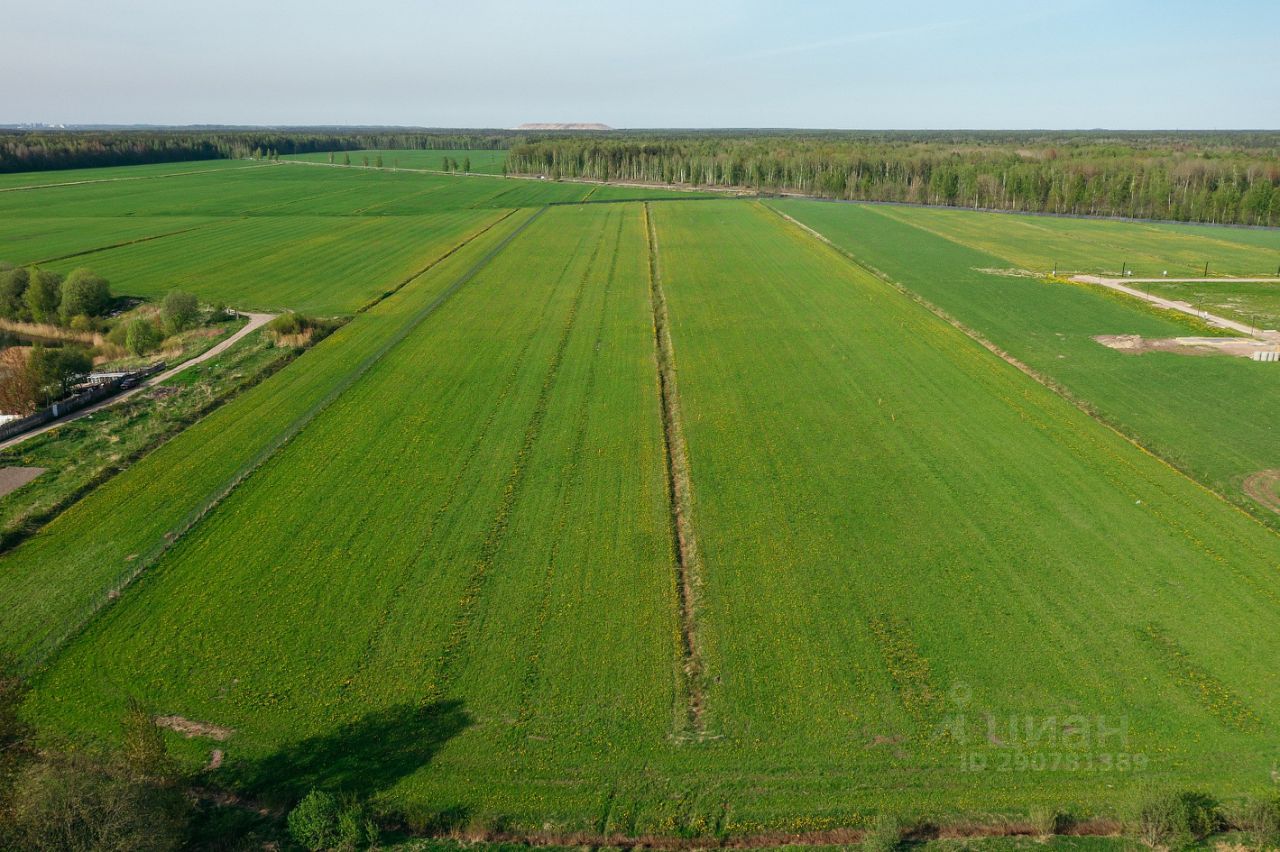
[223, 700, 471, 806]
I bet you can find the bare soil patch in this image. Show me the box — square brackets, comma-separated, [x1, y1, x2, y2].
[0, 467, 46, 498]
[1242, 469, 1280, 514]
[1094, 333, 1277, 359]
[154, 715, 233, 741]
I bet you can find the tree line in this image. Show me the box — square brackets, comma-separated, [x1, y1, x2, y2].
[505, 131, 1280, 226]
[0, 130, 514, 174]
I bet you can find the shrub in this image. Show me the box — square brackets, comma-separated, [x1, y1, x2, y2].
[1132, 788, 1222, 849]
[160, 290, 199, 334]
[287, 788, 378, 851]
[863, 813, 902, 852]
[125, 319, 163, 356]
[0, 266, 29, 320]
[4, 753, 188, 852]
[60, 269, 112, 320]
[1029, 805, 1068, 836]
[1236, 793, 1280, 846]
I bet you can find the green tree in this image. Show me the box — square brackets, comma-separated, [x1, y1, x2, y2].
[343, 152, 351, 166]
[374, 154, 383, 168]
[328, 151, 335, 164]
[463, 156, 471, 173]
[24, 269, 62, 324]
[29, 345, 92, 403]
[60, 268, 113, 321]
[125, 319, 162, 356]
[160, 290, 199, 334]
[0, 265, 30, 320]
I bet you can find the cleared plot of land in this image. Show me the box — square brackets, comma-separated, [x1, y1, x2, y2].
[0, 467, 45, 497]
[870, 203, 1280, 277]
[1138, 278, 1280, 330]
[287, 148, 509, 174]
[773, 199, 1280, 510]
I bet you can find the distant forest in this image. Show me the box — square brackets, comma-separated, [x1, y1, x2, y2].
[4, 128, 1278, 226]
[0, 129, 509, 174]
[507, 131, 1280, 226]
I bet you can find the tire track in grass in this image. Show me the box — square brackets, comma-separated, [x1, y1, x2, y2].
[26, 207, 547, 668]
[508, 209, 625, 738]
[643, 202, 708, 739]
[337, 214, 599, 695]
[426, 208, 607, 699]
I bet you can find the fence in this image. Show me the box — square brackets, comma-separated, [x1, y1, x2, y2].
[0, 362, 165, 443]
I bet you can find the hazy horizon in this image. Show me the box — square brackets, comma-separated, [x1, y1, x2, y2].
[5, 0, 1278, 129]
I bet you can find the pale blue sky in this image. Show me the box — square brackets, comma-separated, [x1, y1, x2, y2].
[5, 0, 1278, 128]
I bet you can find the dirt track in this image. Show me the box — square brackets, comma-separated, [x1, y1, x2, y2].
[0, 312, 275, 452]
[1070, 274, 1278, 338]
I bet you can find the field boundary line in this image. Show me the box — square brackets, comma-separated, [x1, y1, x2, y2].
[643, 202, 708, 739]
[354, 209, 519, 314]
[30, 221, 223, 265]
[763, 202, 1280, 537]
[26, 206, 547, 668]
[0, 163, 268, 194]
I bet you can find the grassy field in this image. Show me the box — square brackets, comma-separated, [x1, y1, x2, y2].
[1140, 278, 1280, 329]
[287, 148, 509, 174]
[4, 160, 1280, 839]
[772, 199, 1280, 516]
[865, 203, 1280, 278]
[0, 161, 705, 312]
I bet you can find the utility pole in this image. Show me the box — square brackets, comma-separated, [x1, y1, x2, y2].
[1204, 261, 1209, 277]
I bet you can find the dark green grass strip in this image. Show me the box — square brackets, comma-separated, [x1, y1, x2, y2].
[26, 206, 548, 668]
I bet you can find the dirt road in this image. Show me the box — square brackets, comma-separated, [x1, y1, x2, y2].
[0, 312, 275, 452]
[1070, 275, 1279, 339]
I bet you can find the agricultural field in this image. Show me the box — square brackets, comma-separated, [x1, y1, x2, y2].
[2, 156, 1280, 842]
[0, 160, 703, 312]
[869, 202, 1280, 277]
[1139, 277, 1280, 330]
[287, 148, 509, 174]
[772, 199, 1280, 515]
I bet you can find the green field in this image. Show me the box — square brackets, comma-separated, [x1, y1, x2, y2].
[0, 160, 706, 313]
[3, 161, 1280, 839]
[772, 199, 1280, 510]
[287, 148, 509, 174]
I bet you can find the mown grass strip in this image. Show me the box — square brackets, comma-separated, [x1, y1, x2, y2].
[24, 206, 548, 668]
[643, 202, 707, 737]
